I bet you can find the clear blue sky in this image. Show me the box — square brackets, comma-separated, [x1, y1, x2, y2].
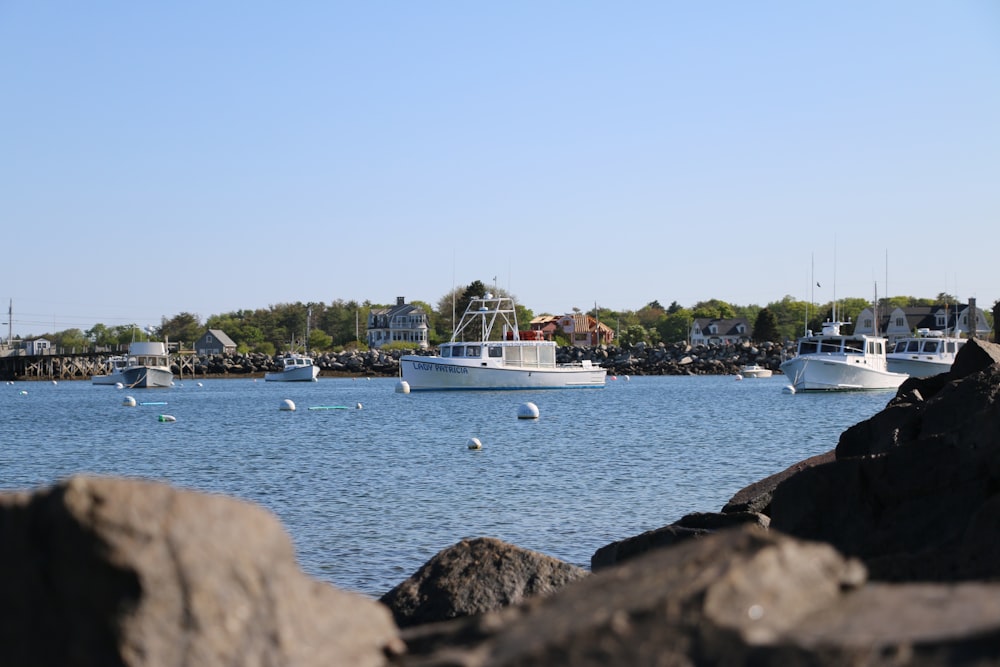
[2, 2, 998, 338]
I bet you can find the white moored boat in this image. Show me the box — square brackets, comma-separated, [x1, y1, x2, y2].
[91, 355, 128, 385]
[739, 364, 773, 379]
[399, 292, 606, 391]
[779, 320, 906, 392]
[121, 342, 174, 388]
[265, 354, 320, 382]
[886, 329, 965, 378]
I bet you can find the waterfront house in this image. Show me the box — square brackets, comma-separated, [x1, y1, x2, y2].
[195, 329, 237, 356]
[366, 297, 429, 349]
[690, 318, 752, 346]
[854, 301, 991, 343]
[530, 313, 614, 346]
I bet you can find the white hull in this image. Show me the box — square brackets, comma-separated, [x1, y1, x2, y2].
[886, 358, 952, 378]
[91, 372, 125, 386]
[740, 365, 772, 378]
[400, 357, 605, 391]
[779, 357, 906, 392]
[121, 366, 174, 388]
[264, 365, 320, 382]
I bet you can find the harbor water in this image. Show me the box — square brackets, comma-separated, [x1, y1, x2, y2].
[0, 375, 893, 598]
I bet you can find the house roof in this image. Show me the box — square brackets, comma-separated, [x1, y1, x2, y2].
[207, 329, 237, 347]
[692, 317, 751, 336]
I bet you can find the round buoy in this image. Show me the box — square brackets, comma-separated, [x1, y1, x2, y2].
[157, 414, 176, 422]
[18, 390, 27, 396]
[280, 399, 296, 411]
[735, 374, 743, 381]
[467, 437, 482, 450]
[115, 382, 124, 389]
[782, 385, 796, 395]
[197, 382, 203, 387]
[623, 375, 630, 381]
[52, 380, 58, 385]
[517, 402, 540, 420]
[610, 375, 617, 381]
[395, 380, 410, 394]
[122, 396, 136, 407]
[356, 402, 363, 409]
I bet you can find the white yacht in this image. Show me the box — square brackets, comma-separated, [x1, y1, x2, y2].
[399, 292, 606, 391]
[886, 330, 965, 378]
[264, 354, 320, 382]
[91, 355, 128, 385]
[780, 320, 906, 392]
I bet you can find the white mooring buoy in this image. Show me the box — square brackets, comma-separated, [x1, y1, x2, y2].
[122, 396, 136, 407]
[517, 402, 540, 420]
[467, 437, 482, 450]
[157, 414, 177, 422]
[356, 402, 363, 409]
[782, 385, 796, 395]
[280, 399, 296, 411]
[395, 380, 411, 394]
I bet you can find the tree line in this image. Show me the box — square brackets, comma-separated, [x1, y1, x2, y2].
[14, 282, 984, 355]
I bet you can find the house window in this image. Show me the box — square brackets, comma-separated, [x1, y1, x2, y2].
[207, 334, 213, 343]
[895, 317, 904, 327]
[863, 318, 872, 328]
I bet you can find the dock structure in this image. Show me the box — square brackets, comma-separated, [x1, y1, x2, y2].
[0, 350, 199, 382]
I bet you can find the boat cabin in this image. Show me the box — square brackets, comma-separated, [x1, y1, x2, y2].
[890, 335, 964, 356]
[440, 341, 559, 368]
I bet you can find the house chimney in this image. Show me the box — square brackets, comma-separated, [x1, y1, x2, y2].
[969, 298, 977, 339]
[397, 296, 405, 306]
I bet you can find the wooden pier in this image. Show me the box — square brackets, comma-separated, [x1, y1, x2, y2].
[0, 351, 199, 382]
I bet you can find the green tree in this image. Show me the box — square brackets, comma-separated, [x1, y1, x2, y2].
[656, 308, 692, 343]
[618, 324, 650, 346]
[752, 308, 780, 343]
[691, 299, 735, 320]
[308, 329, 333, 351]
[52, 328, 88, 352]
[160, 312, 203, 347]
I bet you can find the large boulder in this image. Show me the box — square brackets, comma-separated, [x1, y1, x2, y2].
[770, 340, 1000, 581]
[0, 475, 401, 667]
[591, 511, 769, 571]
[379, 537, 587, 628]
[395, 526, 1000, 666]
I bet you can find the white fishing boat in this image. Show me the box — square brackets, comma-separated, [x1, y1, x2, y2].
[739, 364, 773, 379]
[886, 329, 965, 378]
[779, 320, 906, 392]
[264, 354, 320, 382]
[399, 292, 606, 391]
[120, 342, 174, 388]
[91, 355, 128, 385]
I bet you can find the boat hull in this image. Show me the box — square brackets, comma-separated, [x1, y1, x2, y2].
[400, 357, 606, 391]
[121, 366, 174, 389]
[264, 365, 320, 382]
[779, 357, 906, 392]
[91, 372, 125, 386]
[886, 358, 952, 378]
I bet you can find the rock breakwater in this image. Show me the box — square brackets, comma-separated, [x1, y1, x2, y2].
[192, 340, 791, 378]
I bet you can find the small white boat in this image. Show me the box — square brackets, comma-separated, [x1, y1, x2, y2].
[886, 329, 965, 378]
[264, 354, 320, 382]
[121, 342, 174, 388]
[399, 292, 606, 391]
[91, 355, 128, 385]
[739, 364, 773, 379]
[779, 320, 906, 392]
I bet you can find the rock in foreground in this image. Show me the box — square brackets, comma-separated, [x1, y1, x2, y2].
[380, 537, 588, 628]
[0, 475, 401, 667]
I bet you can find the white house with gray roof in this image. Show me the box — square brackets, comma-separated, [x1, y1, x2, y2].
[366, 297, 429, 349]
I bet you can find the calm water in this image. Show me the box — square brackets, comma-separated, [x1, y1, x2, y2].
[0, 375, 892, 598]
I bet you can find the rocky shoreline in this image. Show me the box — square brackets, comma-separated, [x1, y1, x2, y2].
[188, 339, 792, 379]
[6, 340, 1000, 665]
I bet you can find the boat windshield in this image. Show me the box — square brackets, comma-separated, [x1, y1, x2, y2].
[906, 340, 920, 352]
[466, 346, 481, 358]
[799, 340, 819, 354]
[819, 340, 841, 354]
[844, 339, 864, 354]
[923, 340, 939, 353]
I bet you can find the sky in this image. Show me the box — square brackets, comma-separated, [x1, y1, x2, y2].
[2, 2, 998, 338]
